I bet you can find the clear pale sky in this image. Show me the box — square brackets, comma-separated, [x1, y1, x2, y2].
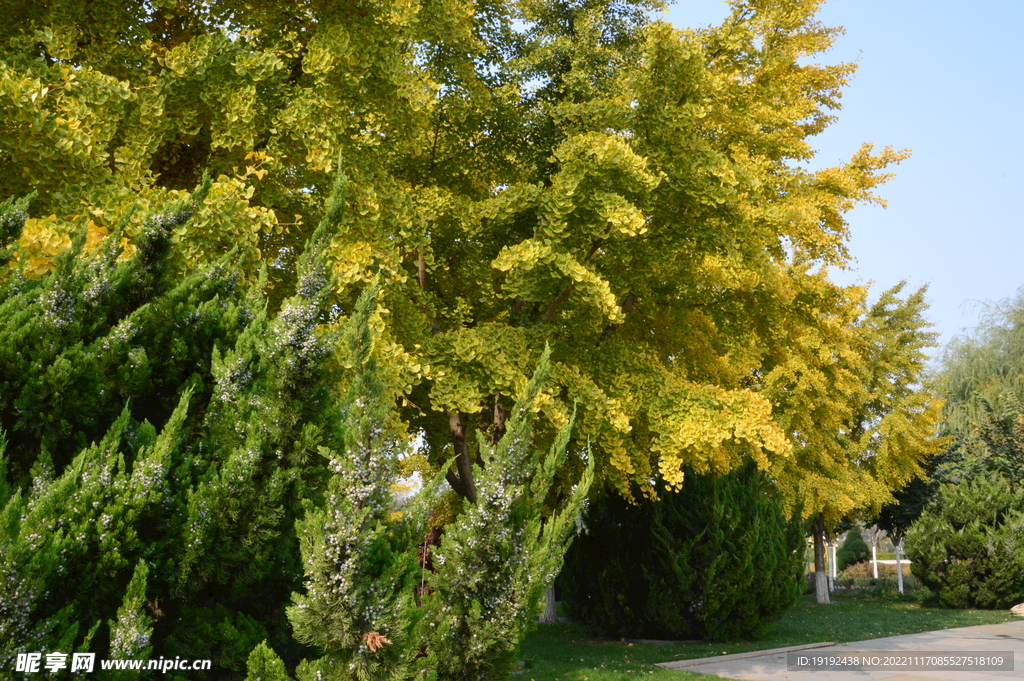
[665, 0, 1024, 356]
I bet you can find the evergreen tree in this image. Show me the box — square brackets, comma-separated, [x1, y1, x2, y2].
[108, 561, 154, 681]
[420, 348, 593, 681]
[284, 280, 426, 681]
[835, 531, 870, 572]
[3, 171, 593, 680]
[245, 642, 292, 681]
[561, 464, 803, 641]
[265, 341, 593, 681]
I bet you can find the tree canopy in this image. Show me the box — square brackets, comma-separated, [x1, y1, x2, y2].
[2, 0, 940, 515]
[767, 282, 944, 528]
[877, 289, 1024, 550]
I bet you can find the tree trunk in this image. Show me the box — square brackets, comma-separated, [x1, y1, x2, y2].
[490, 395, 507, 444]
[539, 586, 558, 623]
[445, 411, 478, 504]
[812, 516, 830, 605]
[896, 540, 904, 594]
[828, 542, 836, 592]
[872, 543, 878, 579]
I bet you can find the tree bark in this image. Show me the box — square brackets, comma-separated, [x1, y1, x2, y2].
[446, 411, 477, 504]
[540, 286, 574, 324]
[416, 250, 442, 335]
[895, 539, 904, 594]
[490, 395, 507, 444]
[512, 296, 524, 318]
[812, 515, 830, 604]
[444, 399, 505, 504]
[538, 586, 558, 623]
[828, 542, 836, 592]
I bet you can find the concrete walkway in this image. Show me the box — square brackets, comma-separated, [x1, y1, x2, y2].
[657, 619, 1024, 680]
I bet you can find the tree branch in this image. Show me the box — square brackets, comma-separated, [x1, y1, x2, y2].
[415, 248, 442, 335]
[599, 292, 637, 343]
[491, 394, 507, 445]
[538, 239, 605, 325]
[540, 286, 574, 324]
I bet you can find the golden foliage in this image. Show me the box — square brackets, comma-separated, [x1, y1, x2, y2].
[0, 0, 941, 506]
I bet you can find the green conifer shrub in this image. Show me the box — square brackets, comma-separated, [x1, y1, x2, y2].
[281, 278, 429, 681]
[836, 532, 870, 572]
[906, 473, 1024, 609]
[0, 173, 351, 677]
[261, 338, 594, 681]
[561, 464, 804, 641]
[416, 351, 593, 681]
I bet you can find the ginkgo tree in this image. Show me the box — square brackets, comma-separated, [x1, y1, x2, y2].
[762, 280, 944, 603]
[1, 0, 939, 530]
[326, 0, 916, 502]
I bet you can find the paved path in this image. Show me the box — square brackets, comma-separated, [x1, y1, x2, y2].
[657, 619, 1024, 680]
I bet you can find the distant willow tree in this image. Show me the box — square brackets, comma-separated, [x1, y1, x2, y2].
[876, 290, 1024, 609]
[937, 290, 1024, 485]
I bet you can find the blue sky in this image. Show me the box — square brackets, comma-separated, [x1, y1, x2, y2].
[665, 0, 1024, 357]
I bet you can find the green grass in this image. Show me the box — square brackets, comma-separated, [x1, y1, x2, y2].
[513, 593, 1019, 681]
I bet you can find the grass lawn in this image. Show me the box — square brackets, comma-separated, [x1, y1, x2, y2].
[513, 593, 1019, 681]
